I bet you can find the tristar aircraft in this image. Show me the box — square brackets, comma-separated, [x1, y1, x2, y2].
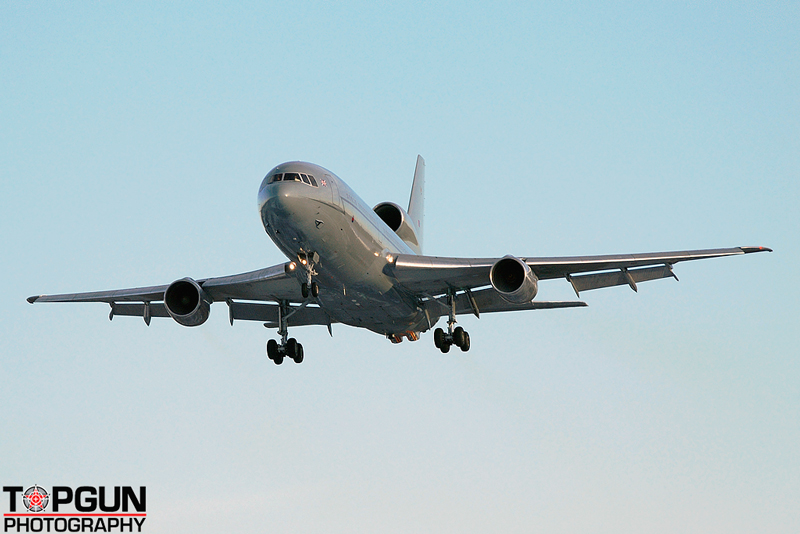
[29, 156, 771, 364]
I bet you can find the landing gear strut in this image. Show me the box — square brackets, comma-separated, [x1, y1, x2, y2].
[266, 300, 304, 364]
[433, 289, 470, 353]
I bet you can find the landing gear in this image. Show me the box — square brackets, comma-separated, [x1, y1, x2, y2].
[266, 300, 305, 365]
[298, 252, 320, 299]
[433, 290, 471, 353]
[301, 282, 319, 299]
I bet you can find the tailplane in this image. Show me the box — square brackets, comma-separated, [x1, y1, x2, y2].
[407, 155, 425, 253]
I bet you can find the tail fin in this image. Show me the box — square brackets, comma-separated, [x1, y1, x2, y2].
[407, 155, 425, 253]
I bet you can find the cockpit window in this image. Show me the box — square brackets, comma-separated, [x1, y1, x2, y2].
[267, 171, 319, 187]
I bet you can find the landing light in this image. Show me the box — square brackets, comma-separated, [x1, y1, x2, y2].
[288, 262, 297, 271]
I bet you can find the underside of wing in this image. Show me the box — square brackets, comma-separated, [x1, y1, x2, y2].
[389, 246, 772, 298]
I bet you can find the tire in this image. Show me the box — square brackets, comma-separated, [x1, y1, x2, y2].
[267, 339, 278, 361]
[294, 343, 304, 363]
[433, 328, 445, 349]
[274, 354, 284, 365]
[441, 342, 451, 354]
[453, 326, 465, 347]
[286, 338, 298, 360]
[301, 283, 309, 299]
[460, 332, 470, 352]
[311, 282, 319, 298]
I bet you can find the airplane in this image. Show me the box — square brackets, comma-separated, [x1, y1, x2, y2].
[28, 156, 771, 364]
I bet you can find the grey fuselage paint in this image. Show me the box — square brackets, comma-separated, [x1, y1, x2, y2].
[258, 162, 434, 336]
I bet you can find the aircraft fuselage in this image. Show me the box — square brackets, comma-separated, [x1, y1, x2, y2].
[258, 162, 430, 336]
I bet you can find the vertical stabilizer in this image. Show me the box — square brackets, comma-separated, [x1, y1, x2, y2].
[407, 155, 425, 253]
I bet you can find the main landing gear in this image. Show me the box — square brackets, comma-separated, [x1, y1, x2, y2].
[433, 289, 470, 353]
[267, 300, 304, 365]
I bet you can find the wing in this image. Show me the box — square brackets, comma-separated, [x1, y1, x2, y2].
[26, 262, 324, 325]
[389, 246, 772, 298]
[27, 262, 301, 304]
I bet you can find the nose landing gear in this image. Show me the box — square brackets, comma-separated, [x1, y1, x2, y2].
[298, 251, 320, 299]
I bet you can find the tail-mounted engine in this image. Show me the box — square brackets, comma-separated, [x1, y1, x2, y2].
[373, 202, 422, 254]
[490, 255, 538, 304]
[164, 277, 212, 326]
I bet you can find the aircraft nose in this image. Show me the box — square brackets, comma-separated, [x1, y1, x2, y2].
[260, 181, 306, 218]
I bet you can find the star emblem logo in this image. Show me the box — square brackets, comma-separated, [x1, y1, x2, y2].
[23, 485, 49, 513]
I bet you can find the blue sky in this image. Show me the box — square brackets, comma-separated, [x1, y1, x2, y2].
[1, 2, 798, 532]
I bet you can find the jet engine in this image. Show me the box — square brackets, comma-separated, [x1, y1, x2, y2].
[164, 277, 212, 326]
[373, 202, 422, 254]
[490, 255, 538, 304]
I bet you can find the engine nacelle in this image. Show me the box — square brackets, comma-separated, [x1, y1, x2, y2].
[164, 277, 212, 327]
[490, 255, 538, 304]
[373, 202, 422, 254]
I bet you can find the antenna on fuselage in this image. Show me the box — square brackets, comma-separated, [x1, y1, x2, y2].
[407, 155, 425, 253]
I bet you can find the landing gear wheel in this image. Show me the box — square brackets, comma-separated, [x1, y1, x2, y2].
[267, 339, 278, 361]
[273, 353, 284, 365]
[441, 342, 451, 354]
[434, 328, 445, 349]
[294, 343, 304, 364]
[453, 326, 465, 348]
[286, 338, 298, 360]
[311, 281, 319, 298]
[301, 283, 309, 299]
[460, 332, 470, 352]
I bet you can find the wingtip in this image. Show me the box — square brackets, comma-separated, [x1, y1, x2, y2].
[740, 246, 773, 254]
[27, 295, 39, 304]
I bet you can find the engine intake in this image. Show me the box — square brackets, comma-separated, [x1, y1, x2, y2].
[490, 255, 538, 304]
[373, 202, 422, 254]
[164, 278, 212, 327]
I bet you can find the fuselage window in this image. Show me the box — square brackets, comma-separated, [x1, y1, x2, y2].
[269, 173, 283, 183]
[283, 172, 301, 182]
[307, 175, 318, 187]
[300, 173, 311, 185]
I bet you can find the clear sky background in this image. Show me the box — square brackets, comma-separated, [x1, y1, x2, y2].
[1, 2, 797, 532]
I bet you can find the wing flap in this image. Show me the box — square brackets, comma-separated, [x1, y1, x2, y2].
[567, 264, 677, 295]
[110, 302, 170, 318]
[422, 287, 586, 316]
[227, 301, 334, 327]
